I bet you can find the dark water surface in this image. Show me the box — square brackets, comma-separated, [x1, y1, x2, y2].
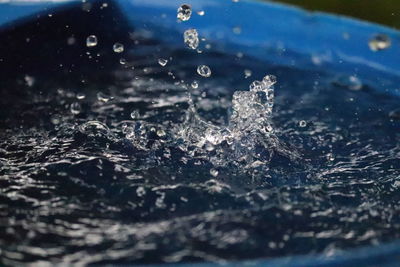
[1, 2, 400, 265]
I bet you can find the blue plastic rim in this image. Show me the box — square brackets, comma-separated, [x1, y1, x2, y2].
[1, 0, 400, 266]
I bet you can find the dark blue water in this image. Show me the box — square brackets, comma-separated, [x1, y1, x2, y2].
[1, 2, 400, 265]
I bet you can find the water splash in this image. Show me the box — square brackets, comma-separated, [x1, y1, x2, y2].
[184, 29, 199, 50]
[86, 35, 98, 47]
[175, 74, 278, 174]
[177, 4, 192, 21]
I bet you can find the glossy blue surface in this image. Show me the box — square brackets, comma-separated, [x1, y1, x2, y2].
[1, 0, 400, 266]
[115, 0, 400, 95]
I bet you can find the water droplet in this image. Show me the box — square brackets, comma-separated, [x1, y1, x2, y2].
[197, 10, 205, 16]
[156, 129, 166, 137]
[191, 81, 198, 89]
[369, 34, 391, 51]
[210, 168, 219, 177]
[197, 65, 211, 77]
[233, 26, 242, 35]
[70, 102, 82, 115]
[184, 29, 199, 50]
[113, 43, 124, 53]
[86, 35, 97, 47]
[67, 36, 76, 45]
[158, 58, 168, 67]
[326, 153, 335, 162]
[119, 58, 126, 65]
[24, 75, 35, 87]
[136, 186, 146, 197]
[244, 69, 252, 78]
[177, 4, 192, 21]
[97, 92, 113, 102]
[299, 120, 307, 127]
[76, 93, 86, 100]
[130, 110, 140, 120]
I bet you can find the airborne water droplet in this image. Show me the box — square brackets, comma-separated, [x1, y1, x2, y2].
[113, 43, 124, 53]
[86, 35, 97, 47]
[197, 10, 205, 16]
[191, 81, 198, 89]
[369, 34, 391, 51]
[244, 69, 252, 78]
[197, 65, 211, 77]
[177, 4, 192, 21]
[184, 29, 199, 50]
[158, 58, 168, 67]
[233, 26, 242, 35]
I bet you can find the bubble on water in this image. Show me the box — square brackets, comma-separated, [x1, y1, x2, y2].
[369, 34, 391, 51]
[177, 4, 192, 21]
[79, 121, 112, 138]
[130, 110, 140, 120]
[197, 10, 205, 16]
[210, 168, 219, 177]
[326, 153, 335, 162]
[51, 118, 62, 128]
[158, 58, 168, 67]
[113, 43, 124, 53]
[184, 29, 199, 50]
[86, 35, 97, 47]
[299, 120, 307, 127]
[136, 186, 146, 197]
[191, 81, 198, 89]
[76, 93, 86, 100]
[97, 92, 113, 103]
[197, 65, 211, 77]
[244, 69, 252, 78]
[119, 58, 127, 65]
[70, 102, 82, 115]
[157, 129, 166, 137]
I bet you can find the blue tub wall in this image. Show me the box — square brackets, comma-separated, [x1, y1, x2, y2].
[2, 0, 399, 94]
[116, 0, 400, 95]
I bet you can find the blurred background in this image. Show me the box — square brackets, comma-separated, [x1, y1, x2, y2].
[272, 0, 400, 29]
